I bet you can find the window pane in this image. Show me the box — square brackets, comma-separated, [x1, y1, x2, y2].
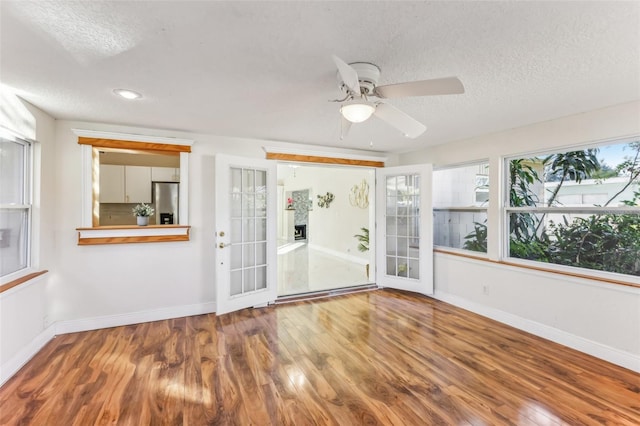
[509, 141, 639, 208]
[231, 219, 242, 244]
[255, 194, 266, 218]
[255, 170, 266, 193]
[256, 218, 266, 241]
[433, 162, 489, 209]
[409, 259, 420, 279]
[507, 139, 640, 277]
[0, 139, 26, 204]
[386, 256, 396, 276]
[242, 219, 255, 242]
[243, 169, 255, 193]
[230, 193, 242, 218]
[244, 268, 256, 292]
[230, 244, 242, 270]
[433, 161, 489, 253]
[397, 237, 408, 256]
[256, 266, 267, 290]
[243, 243, 255, 267]
[242, 194, 255, 217]
[0, 209, 29, 276]
[0, 137, 31, 278]
[230, 168, 242, 193]
[397, 260, 408, 277]
[230, 270, 242, 296]
[386, 236, 396, 256]
[508, 212, 640, 276]
[433, 210, 488, 252]
[256, 242, 266, 265]
[386, 216, 397, 236]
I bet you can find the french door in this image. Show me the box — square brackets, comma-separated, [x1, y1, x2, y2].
[215, 154, 277, 315]
[375, 164, 433, 295]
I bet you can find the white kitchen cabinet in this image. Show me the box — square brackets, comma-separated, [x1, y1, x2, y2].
[151, 167, 180, 182]
[99, 165, 125, 203]
[99, 165, 151, 203]
[125, 166, 152, 203]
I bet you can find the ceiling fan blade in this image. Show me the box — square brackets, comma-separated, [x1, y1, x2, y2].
[340, 116, 352, 140]
[375, 76, 464, 99]
[374, 103, 426, 138]
[332, 54, 361, 95]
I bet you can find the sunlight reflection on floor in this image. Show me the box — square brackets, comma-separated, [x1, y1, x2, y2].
[519, 401, 563, 425]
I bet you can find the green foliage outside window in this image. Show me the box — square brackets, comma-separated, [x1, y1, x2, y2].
[463, 142, 640, 276]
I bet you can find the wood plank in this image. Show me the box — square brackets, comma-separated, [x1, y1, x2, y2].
[78, 137, 190, 153]
[77, 234, 190, 245]
[1, 289, 638, 425]
[434, 248, 640, 289]
[265, 152, 384, 167]
[0, 270, 48, 294]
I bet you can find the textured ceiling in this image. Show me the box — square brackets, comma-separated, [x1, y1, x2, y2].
[1, 1, 639, 153]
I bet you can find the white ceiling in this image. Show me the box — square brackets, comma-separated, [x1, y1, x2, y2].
[2, 1, 639, 153]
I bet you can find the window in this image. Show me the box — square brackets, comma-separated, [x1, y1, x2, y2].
[74, 129, 193, 245]
[0, 136, 32, 278]
[98, 149, 180, 226]
[504, 139, 640, 277]
[433, 161, 489, 253]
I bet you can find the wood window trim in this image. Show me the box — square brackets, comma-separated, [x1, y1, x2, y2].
[434, 248, 640, 289]
[76, 225, 191, 245]
[0, 270, 48, 294]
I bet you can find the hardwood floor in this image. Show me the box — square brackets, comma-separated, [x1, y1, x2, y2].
[1, 289, 639, 425]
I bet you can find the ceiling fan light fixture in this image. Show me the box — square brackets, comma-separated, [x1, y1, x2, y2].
[340, 100, 375, 123]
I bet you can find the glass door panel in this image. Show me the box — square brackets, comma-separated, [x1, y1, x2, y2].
[230, 167, 267, 297]
[376, 165, 433, 295]
[215, 155, 276, 315]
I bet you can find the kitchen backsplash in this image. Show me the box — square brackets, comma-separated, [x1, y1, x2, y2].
[100, 203, 157, 226]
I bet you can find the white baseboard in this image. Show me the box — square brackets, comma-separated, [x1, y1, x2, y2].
[55, 302, 216, 335]
[433, 290, 640, 373]
[0, 326, 56, 387]
[1, 302, 215, 387]
[307, 243, 369, 265]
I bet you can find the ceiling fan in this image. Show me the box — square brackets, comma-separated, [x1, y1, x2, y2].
[331, 55, 464, 139]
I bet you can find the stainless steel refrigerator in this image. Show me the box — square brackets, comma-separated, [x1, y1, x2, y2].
[152, 182, 179, 225]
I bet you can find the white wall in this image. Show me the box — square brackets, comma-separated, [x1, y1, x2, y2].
[0, 88, 56, 385]
[399, 101, 640, 371]
[50, 121, 388, 326]
[3, 98, 638, 385]
[1, 114, 388, 384]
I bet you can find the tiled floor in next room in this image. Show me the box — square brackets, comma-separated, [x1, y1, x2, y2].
[277, 241, 371, 296]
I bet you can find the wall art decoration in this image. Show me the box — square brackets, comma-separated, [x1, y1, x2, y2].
[317, 192, 335, 208]
[349, 179, 369, 209]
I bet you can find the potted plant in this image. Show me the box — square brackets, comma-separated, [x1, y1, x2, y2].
[354, 227, 370, 278]
[132, 203, 154, 226]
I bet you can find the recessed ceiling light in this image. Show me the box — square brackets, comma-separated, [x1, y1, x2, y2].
[113, 89, 142, 100]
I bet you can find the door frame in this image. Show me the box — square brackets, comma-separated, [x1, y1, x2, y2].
[274, 161, 377, 297]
